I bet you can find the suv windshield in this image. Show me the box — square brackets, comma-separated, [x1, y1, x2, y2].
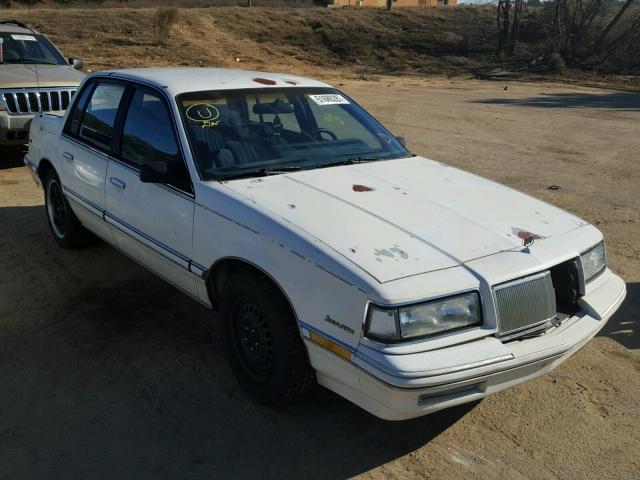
[0, 33, 66, 65]
[177, 88, 410, 180]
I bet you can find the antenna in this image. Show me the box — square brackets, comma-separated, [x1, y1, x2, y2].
[25, 23, 42, 117]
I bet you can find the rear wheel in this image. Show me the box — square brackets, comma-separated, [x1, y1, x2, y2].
[44, 170, 89, 248]
[219, 271, 314, 403]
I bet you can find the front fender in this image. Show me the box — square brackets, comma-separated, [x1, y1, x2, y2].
[192, 183, 370, 352]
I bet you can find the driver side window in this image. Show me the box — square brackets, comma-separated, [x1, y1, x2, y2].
[120, 89, 190, 192]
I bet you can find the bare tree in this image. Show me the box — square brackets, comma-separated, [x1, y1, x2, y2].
[550, 0, 637, 63]
[591, 0, 636, 52]
[496, 0, 524, 56]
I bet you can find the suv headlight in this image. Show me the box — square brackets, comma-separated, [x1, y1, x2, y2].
[581, 241, 606, 283]
[366, 292, 482, 342]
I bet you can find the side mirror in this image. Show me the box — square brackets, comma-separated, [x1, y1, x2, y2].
[396, 136, 407, 147]
[69, 58, 83, 70]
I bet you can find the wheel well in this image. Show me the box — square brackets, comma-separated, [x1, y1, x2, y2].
[38, 158, 55, 183]
[207, 259, 296, 318]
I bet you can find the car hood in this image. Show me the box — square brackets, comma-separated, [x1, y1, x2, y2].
[0, 64, 84, 88]
[221, 156, 588, 283]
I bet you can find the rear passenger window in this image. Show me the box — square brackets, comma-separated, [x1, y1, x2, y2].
[120, 89, 180, 168]
[79, 83, 125, 149]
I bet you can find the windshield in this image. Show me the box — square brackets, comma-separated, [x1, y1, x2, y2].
[0, 33, 66, 65]
[177, 88, 410, 180]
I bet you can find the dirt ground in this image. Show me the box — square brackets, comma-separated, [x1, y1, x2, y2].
[0, 77, 638, 480]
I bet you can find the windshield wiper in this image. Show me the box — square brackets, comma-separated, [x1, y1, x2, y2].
[312, 157, 379, 170]
[216, 165, 303, 181]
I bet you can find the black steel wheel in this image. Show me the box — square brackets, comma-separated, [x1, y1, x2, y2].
[231, 299, 275, 382]
[46, 177, 67, 239]
[219, 270, 314, 404]
[43, 169, 89, 249]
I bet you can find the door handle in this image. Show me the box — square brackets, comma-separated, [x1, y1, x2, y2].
[62, 152, 73, 162]
[109, 177, 126, 190]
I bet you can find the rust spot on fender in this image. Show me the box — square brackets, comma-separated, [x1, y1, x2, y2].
[353, 184, 374, 192]
[253, 77, 276, 85]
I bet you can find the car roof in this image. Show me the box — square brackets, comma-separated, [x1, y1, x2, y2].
[94, 68, 332, 96]
[0, 20, 39, 35]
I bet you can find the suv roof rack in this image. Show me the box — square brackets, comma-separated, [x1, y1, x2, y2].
[0, 20, 30, 29]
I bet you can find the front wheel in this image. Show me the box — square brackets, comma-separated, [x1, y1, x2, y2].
[219, 272, 314, 403]
[44, 170, 89, 249]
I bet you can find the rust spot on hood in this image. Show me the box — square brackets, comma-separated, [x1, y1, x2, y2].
[353, 184, 374, 192]
[253, 77, 276, 85]
[284, 79, 298, 85]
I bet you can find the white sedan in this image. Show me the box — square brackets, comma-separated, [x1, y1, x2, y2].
[24, 68, 626, 420]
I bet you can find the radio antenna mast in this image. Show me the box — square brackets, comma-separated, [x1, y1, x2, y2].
[26, 23, 42, 117]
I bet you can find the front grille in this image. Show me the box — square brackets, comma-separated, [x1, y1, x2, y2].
[494, 271, 557, 336]
[1, 88, 76, 115]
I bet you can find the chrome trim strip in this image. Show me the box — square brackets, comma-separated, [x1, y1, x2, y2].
[80, 219, 212, 309]
[105, 215, 190, 272]
[189, 261, 207, 277]
[62, 184, 202, 277]
[104, 211, 191, 265]
[62, 185, 104, 217]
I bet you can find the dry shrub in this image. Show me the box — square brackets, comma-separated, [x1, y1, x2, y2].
[152, 7, 178, 45]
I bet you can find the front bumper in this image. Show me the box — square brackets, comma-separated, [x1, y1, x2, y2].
[306, 269, 626, 420]
[0, 111, 33, 146]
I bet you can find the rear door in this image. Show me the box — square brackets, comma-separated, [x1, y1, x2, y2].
[59, 80, 126, 239]
[104, 86, 198, 298]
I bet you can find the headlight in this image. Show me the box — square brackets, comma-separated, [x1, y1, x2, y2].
[581, 241, 606, 283]
[366, 292, 482, 342]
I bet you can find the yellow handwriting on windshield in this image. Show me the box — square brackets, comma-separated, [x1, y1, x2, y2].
[185, 103, 221, 128]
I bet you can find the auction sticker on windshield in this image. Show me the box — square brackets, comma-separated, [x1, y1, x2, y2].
[308, 94, 350, 106]
[11, 35, 37, 41]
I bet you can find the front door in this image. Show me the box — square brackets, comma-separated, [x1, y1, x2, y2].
[105, 87, 198, 298]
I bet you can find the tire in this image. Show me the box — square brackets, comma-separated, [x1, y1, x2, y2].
[43, 169, 89, 249]
[219, 271, 314, 404]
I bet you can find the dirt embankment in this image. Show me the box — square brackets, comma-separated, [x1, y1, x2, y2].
[7, 6, 640, 90]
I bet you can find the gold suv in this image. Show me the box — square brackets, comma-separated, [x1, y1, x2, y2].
[0, 19, 84, 146]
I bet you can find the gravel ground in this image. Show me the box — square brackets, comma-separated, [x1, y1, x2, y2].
[0, 77, 638, 480]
